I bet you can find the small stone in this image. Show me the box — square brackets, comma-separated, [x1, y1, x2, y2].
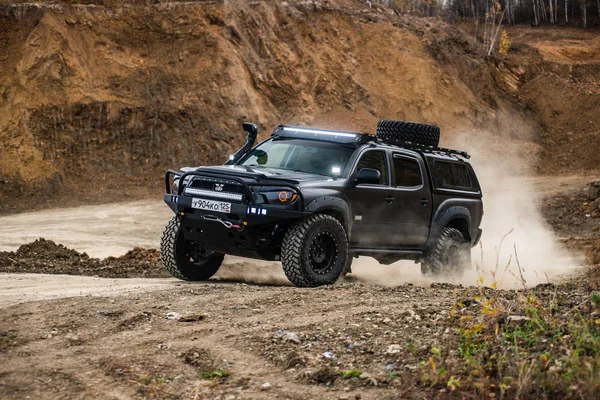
[386, 344, 401, 354]
[322, 351, 336, 359]
[283, 332, 300, 343]
[178, 314, 206, 322]
[359, 372, 377, 386]
[382, 317, 392, 324]
[65, 333, 80, 342]
[165, 312, 180, 320]
[507, 315, 530, 322]
[261, 382, 272, 390]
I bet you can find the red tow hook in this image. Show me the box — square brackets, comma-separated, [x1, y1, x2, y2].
[202, 215, 243, 231]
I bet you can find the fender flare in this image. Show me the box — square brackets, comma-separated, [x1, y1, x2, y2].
[304, 197, 352, 233]
[424, 204, 472, 253]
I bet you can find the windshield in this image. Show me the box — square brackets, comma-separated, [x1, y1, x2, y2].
[238, 139, 354, 176]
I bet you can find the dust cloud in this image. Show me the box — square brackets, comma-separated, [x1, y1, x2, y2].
[456, 133, 581, 289]
[215, 258, 290, 286]
[352, 132, 581, 289]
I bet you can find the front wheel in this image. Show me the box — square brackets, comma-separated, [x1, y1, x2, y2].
[421, 227, 471, 278]
[160, 216, 224, 281]
[281, 214, 348, 287]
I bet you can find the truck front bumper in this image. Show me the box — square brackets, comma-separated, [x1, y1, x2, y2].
[164, 193, 311, 260]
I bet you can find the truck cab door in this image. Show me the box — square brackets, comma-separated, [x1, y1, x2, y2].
[390, 153, 432, 248]
[345, 149, 396, 248]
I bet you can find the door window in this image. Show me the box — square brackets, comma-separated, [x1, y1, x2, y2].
[393, 156, 422, 187]
[355, 150, 389, 186]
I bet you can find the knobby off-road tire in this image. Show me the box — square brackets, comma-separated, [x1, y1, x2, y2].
[281, 214, 348, 288]
[160, 216, 224, 281]
[376, 120, 441, 147]
[421, 227, 471, 278]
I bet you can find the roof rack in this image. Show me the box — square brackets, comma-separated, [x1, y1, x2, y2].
[374, 138, 471, 159]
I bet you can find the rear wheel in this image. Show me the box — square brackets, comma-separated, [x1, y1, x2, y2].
[160, 216, 224, 281]
[281, 214, 348, 287]
[421, 227, 471, 278]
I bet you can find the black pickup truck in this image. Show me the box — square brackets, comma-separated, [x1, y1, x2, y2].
[161, 120, 483, 287]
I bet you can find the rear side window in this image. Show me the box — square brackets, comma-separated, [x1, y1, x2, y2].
[356, 150, 389, 186]
[453, 164, 472, 188]
[431, 160, 476, 191]
[393, 155, 422, 187]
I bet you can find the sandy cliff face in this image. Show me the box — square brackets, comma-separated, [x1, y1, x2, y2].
[0, 1, 597, 212]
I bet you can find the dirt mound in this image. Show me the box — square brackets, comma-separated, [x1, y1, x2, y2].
[15, 238, 89, 260]
[0, 239, 169, 278]
[105, 247, 161, 265]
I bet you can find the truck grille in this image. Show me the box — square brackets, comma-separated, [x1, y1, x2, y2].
[184, 177, 246, 202]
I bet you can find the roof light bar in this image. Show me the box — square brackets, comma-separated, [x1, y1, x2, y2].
[282, 127, 357, 138]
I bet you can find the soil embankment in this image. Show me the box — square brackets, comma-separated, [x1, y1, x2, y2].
[2, 1, 599, 214]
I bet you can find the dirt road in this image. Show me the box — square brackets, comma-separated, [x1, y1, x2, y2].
[0, 174, 596, 399]
[0, 277, 458, 399]
[2, 273, 597, 399]
[0, 273, 182, 309]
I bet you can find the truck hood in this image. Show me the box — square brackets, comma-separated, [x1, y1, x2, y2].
[195, 165, 329, 184]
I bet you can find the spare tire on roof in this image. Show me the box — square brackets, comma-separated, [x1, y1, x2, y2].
[376, 120, 440, 147]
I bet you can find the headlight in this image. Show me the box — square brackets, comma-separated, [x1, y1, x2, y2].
[258, 186, 299, 205]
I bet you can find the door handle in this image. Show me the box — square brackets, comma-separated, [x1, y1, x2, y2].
[420, 198, 428, 206]
[386, 196, 394, 204]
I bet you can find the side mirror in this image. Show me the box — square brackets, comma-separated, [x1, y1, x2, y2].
[356, 168, 381, 185]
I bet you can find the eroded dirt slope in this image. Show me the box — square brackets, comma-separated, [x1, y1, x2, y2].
[504, 26, 600, 173]
[0, 0, 550, 214]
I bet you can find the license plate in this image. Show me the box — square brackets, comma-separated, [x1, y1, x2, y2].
[191, 198, 231, 213]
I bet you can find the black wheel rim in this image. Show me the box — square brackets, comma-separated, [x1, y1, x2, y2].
[309, 232, 337, 274]
[176, 231, 212, 267]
